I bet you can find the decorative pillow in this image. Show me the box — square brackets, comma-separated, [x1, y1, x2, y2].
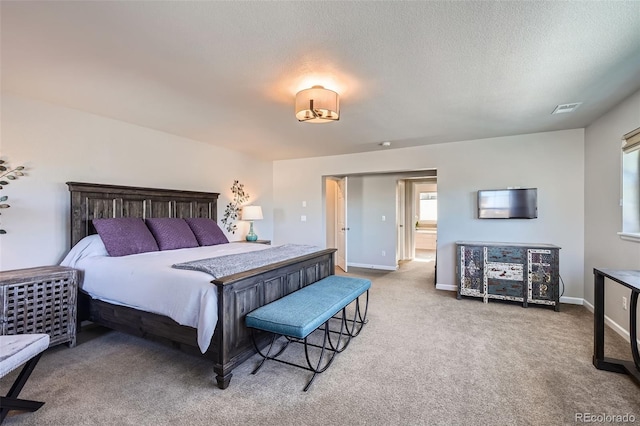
[145, 218, 199, 251]
[92, 218, 159, 257]
[184, 218, 229, 246]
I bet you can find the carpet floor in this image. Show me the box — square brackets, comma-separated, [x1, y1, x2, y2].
[1, 259, 638, 425]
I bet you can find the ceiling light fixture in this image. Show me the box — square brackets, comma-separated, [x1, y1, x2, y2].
[381, 141, 391, 147]
[295, 85, 339, 123]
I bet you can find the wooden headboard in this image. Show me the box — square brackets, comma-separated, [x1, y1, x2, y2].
[67, 182, 219, 247]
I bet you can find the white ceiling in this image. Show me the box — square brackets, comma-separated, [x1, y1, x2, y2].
[2, 1, 639, 161]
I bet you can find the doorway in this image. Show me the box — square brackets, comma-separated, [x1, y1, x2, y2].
[412, 180, 438, 262]
[324, 171, 437, 274]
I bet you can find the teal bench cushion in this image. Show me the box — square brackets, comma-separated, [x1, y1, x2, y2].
[246, 275, 371, 339]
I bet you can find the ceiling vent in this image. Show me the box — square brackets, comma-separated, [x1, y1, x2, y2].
[552, 103, 582, 114]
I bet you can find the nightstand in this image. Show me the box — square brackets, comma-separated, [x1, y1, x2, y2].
[240, 240, 271, 245]
[0, 266, 78, 347]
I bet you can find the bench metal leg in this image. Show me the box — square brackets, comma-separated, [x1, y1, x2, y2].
[247, 287, 370, 391]
[325, 308, 351, 353]
[249, 317, 345, 391]
[330, 290, 370, 338]
[0, 397, 44, 414]
[251, 332, 291, 375]
[350, 290, 370, 337]
[0, 353, 45, 424]
[303, 325, 332, 391]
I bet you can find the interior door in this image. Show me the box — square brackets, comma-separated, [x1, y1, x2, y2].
[396, 180, 406, 263]
[337, 177, 348, 272]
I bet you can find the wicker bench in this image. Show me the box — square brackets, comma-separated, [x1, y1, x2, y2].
[245, 275, 370, 391]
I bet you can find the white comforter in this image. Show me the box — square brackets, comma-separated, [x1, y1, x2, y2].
[60, 235, 269, 353]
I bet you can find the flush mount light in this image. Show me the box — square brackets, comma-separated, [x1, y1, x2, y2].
[295, 85, 339, 123]
[380, 141, 391, 147]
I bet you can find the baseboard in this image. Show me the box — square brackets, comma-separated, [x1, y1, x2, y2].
[347, 262, 398, 271]
[560, 296, 583, 305]
[583, 299, 594, 312]
[582, 299, 633, 344]
[436, 288, 587, 305]
[436, 283, 457, 291]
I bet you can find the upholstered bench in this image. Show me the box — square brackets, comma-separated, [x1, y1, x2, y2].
[0, 334, 50, 424]
[246, 275, 370, 391]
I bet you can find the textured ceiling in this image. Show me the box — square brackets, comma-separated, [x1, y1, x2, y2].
[2, 1, 639, 161]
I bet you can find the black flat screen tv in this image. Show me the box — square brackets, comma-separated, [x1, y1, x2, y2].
[477, 188, 538, 219]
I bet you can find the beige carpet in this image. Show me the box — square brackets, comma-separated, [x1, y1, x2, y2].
[1, 259, 639, 425]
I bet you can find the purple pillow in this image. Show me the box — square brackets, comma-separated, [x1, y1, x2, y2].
[184, 218, 229, 246]
[92, 218, 159, 257]
[145, 218, 199, 251]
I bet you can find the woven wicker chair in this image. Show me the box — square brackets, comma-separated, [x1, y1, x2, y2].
[0, 334, 50, 424]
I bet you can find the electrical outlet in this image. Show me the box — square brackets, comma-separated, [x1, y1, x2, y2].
[381, 250, 386, 257]
[623, 296, 628, 310]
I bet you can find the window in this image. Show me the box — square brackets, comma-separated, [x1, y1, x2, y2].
[620, 127, 640, 242]
[418, 192, 437, 224]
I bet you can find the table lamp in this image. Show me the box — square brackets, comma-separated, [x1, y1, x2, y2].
[241, 205, 263, 242]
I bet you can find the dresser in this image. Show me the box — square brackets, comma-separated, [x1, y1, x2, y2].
[456, 241, 560, 311]
[0, 266, 78, 347]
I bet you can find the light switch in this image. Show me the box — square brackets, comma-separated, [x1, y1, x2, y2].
[301, 215, 307, 222]
[382, 215, 386, 221]
[302, 201, 307, 207]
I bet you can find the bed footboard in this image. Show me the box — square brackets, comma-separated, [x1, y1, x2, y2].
[210, 248, 336, 389]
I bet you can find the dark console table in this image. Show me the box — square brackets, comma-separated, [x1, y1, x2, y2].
[593, 268, 640, 385]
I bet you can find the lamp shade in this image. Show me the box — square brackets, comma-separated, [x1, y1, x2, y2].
[295, 85, 339, 123]
[241, 205, 263, 221]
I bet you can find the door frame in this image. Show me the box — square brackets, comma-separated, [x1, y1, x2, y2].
[324, 176, 348, 272]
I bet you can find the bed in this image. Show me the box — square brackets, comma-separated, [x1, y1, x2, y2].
[65, 182, 336, 389]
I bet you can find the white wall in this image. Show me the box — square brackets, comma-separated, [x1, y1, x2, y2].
[0, 94, 273, 270]
[584, 89, 640, 336]
[273, 129, 585, 298]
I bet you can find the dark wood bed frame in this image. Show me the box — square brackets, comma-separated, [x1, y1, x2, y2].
[67, 182, 336, 389]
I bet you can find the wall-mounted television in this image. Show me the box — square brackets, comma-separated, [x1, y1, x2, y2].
[477, 188, 538, 219]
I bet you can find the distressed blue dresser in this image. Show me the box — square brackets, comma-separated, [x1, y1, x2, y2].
[456, 241, 561, 311]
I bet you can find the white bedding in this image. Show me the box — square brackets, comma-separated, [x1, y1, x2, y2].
[60, 235, 270, 353]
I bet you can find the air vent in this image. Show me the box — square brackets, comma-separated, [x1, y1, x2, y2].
[552, 103, 582, 114]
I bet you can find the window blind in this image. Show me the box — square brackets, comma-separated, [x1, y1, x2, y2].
[622, 127, 640, 153]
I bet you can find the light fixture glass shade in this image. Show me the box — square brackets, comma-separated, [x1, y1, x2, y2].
[241, 205, 263, 221]
[295, 85, 340, 123]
